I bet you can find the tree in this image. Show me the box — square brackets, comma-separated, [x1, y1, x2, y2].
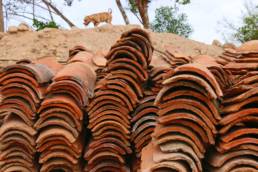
[222, 2, 258, 43]
[116, 0, 130, 25]
[151, 6, 193, 38]
[127, 0, 190, 29]
[2, 0, 77, 30]
[0, 0, 4, 31]
[234, 8, 258, 42]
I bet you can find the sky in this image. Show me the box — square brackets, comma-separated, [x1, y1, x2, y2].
[6, 0, 257, 44]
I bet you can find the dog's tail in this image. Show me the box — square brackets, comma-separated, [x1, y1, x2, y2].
[108, 8, 112, 14]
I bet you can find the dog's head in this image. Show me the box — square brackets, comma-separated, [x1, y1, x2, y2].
[83, 17, 91, 26]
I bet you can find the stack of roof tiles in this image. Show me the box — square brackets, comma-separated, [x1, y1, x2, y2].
[0, 61, 55, 171]
[84, 28, 153, 171]
[140, 63, 224, 171]
[0, 28, 258, 172]
[36, 57, 96, 171]
[208, 40, 258, 172]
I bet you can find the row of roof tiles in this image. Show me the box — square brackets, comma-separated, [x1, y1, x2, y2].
[0, 29, 258, 171]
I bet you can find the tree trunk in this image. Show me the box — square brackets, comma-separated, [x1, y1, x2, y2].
[0, 0, 4, 32]
[46, 3, 54, 21]
[42, 0, 76, 27]
[136, 0, 150, 29]
[116, 0, 130, 25]
[32, 0, 35, 19]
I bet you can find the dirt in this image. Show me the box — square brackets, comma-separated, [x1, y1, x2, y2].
[0, 24, 223, 68]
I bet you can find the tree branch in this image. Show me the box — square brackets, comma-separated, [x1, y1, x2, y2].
[42, 0, 76, 27]
[116, 0, 130, 24]
[45, 2, 54, 21]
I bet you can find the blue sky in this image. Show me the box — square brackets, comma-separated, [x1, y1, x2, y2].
[6, 0, 256, 44]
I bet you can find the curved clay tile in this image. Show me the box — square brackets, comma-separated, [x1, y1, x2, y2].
[92, 130, 130, 147]
[68, 50, 94, 64]
[107, 61, 148, 82]
[37, 108, 80, 131]
[156, 133, 204, 159]
[132, 115, 157, 132]
[47, 80, 89, 106]
[131, 106, 157, 123]
[211, 157, 258, 172]
[39, 150, 78, 165]
[87, 95, 131, 113]
[1, 77, 46, 99]
[231, 167, 258, 172]
[53, 62, 96, 96]
[160, 96, 218, 125]
[0, 129, 35, 147]
[38, 95, 83, 120]
[156, 80, 212, 105]
[88, 137, 132, 155]
[158, 103, 217, 134]
[113, 39, 143, 54]
[223, 87, 258, 104]
[158, 99, 217, 135]
[153, 124, 207, 157]
[237, 40, 258, 53]
[86, 143, 127, 161]
[221, 96, 258, 114]
[34, 56, 63, 74]
[89, 105, 130, 122]
[134, 127, 155, 154]
[218, 138, 258, 153]
[37, 137, 82, 154]
[89, 112, 130, 130]
[152, 142, 200, 172]
[1, 89, 38, 113]
[69, 45, 89, 57]
[0, 118, 36, 136]
[1, 162, 35, 172]
[219, 108, 258, 126]
[40, 144, 80, 159]
[105, 84, 137, 107]
[88, 161, 127, 172]
[87, 151, 125, 165]
[1, 83, 41, 104]
[132, 121, 156, 143]
[101, 78, 140, 103]
[0, 63, 54, 84]
[129, 33, 153, 62]
[36, 127, 76, 144]
[150, 161, 188, 172]
[91, 120, 130, 136]
[220, 116, 258, 134]
[158, 141, 202, 170]
[172, 64, 223, 96]
[163, 74, 218, 100]
[103, 73, 144, 98]
[93, 90, 133, 111]
[36, 118, 79, 138]
[0, 98, 34, 119]
[163, 119, 208, 149]
[106, 46, 147, 69]
[0, 72, 39, 88]
[209, 149, 258, 168]
[221, 128, 258, 143]
[40, 158, 79, 172]
[121, 28, 153, 61]
[121, 28, 151, 43]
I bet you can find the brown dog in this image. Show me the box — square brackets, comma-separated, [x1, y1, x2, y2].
[84, 9, 112, 27]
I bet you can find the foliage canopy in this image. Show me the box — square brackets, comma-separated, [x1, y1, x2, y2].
[151, 6, 193, 38]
